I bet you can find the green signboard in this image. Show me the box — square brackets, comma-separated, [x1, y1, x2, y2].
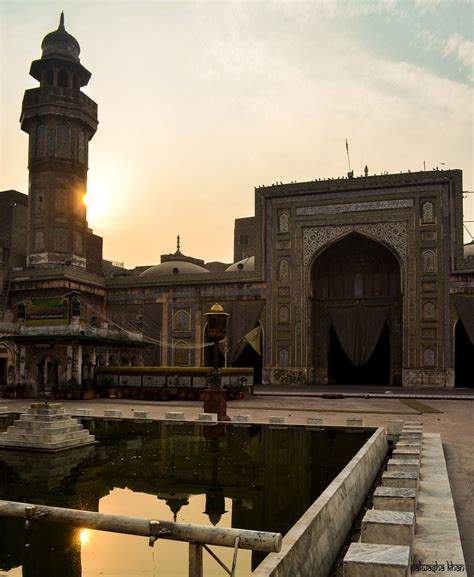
[25, 297, 69, 325]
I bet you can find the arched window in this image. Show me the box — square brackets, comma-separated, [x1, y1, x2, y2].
[278, 349, 289, 367]
[174, 341, 189, 366]
[422, 301, 436, 321]
[46, 70, 54, 86]
[422, 201, 434, 224]
[422, 250, 436, 273]
[278, 305, 290, 323]
[279, 212, 289, 233]
[58, 69, 69, 87]
[279, 259, 290, 281]
[423, 348, 435, 367]
[174, 309, 191, 332]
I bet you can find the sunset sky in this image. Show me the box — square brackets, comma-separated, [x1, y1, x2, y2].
[1, 0, 473, 267]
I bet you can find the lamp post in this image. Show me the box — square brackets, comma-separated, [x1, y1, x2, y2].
[203, 303, 230, 421]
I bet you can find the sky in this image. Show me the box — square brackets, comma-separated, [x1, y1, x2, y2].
[1, 0, 473, 268]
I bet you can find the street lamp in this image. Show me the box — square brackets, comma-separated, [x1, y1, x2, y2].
[203, 303, 230, 421]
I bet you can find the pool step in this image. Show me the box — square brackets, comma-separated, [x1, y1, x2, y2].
[0, 403, 95, 452]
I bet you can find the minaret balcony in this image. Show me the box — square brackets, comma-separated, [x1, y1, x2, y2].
[21, 86, 98, 133]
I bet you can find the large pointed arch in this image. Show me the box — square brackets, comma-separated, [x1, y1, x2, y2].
[308, 232, 403, 385]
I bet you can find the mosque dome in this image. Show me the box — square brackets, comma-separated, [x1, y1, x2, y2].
[225, 256, 255, 272]
[41, 12, 81, 62]
[140, 236, 210, 277]
[140, 260, 209, 277]
[464, 241, 474, 260]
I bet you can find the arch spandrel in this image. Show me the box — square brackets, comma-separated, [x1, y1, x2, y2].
[303, 222, 408, 270]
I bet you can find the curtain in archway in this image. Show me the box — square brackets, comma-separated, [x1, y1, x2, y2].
[228, 301, 264, 364]
[454, 295, 474, 344]
[329, 305, 389, 367]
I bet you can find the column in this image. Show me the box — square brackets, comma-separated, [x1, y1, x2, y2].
[19, 346, 26, 385]
[67, 344, 73, 382]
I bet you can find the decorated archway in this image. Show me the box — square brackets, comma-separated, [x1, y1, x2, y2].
[310, 232, 402, 385]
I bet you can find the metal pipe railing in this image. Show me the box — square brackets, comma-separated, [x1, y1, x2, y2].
[0, 499, 281, 553]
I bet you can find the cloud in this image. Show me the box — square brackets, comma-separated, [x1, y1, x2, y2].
[444, 33, 474, 69]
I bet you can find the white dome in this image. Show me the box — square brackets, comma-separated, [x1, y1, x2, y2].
[464, 241, 474, 260]
[140, 260, 209, 277]
[226, 256, 255, 272]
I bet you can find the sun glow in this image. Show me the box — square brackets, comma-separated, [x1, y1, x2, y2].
[84, 174, 113, 224]
[79, 528, 91, 546]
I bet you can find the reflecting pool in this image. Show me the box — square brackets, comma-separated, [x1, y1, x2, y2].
[0, 417, 371, 576]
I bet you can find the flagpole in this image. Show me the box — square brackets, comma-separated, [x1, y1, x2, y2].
[346, 139, 352, 172]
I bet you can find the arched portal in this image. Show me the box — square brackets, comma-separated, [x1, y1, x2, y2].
[311, 233, 402, 385]
[455, 320, 474, 387]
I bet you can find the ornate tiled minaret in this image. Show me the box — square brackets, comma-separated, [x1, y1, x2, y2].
[20, 13, 98, 269]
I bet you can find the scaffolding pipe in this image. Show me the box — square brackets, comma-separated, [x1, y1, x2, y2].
[0, 500, 281, 553]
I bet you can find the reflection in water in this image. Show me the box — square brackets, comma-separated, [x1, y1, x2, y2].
[79, 529, 90, 546]
[0, 419, 370, 577]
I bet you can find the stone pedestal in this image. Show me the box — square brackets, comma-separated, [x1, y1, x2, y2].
[343, 543, 410, 577]
[382, 471, 419, 489]
[361, 510, 415, 547]
[387, 458, 420, 473]
[392, 448, 421, 461]
[203, 389, 230, 421]
[373, 487, 417, 513]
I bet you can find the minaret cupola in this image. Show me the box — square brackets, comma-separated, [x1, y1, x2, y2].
[29, 12, 91, 89]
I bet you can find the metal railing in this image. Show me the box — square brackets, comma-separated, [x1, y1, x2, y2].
[0, 500, 281, 577]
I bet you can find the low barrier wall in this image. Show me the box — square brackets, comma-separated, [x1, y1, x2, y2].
[252, 426, 388, 577]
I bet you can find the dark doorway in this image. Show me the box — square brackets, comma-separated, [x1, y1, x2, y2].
[329, 323, 391, 385]
[0, 359, 7, 385]
[232, 343, 262, 384]
[312, 233, 402, 386]
[455, 321, 474, 387]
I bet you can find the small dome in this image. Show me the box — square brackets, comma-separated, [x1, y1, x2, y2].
[140, 260, 209, 277]
[464, 241, 474, 260]
[226, 256, 255, 272]
[41, 13, 81, 62]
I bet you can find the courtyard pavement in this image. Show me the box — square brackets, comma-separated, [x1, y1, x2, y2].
[1, 386, 473, 574]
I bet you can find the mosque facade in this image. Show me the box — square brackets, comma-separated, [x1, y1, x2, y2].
[0, 16, 473, 393]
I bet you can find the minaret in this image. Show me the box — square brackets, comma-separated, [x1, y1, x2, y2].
[20, 13, 98, 268]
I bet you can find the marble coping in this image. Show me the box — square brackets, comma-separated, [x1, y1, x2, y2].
[412, 434, 467, 576]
